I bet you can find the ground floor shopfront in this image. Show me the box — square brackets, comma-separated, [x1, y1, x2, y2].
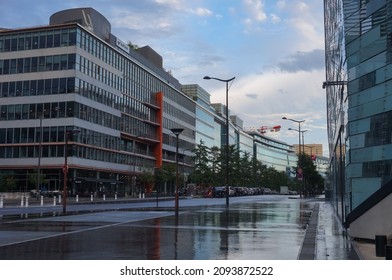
[0, 167, 179, 199]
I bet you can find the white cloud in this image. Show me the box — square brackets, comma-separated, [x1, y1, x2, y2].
[208, 68, 328, 153]
[277, 0, 286, 9]
[243, 0, 267, 22]
[192, 7, 213, 17]
[154, 0, 182, 8]
[278, 1, 325, 51]
[270, 14, 281, 24]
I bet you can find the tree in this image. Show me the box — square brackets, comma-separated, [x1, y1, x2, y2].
[189, 140, 292, 191]
[154, 163, 176, 194]
[28, 173, 48, 190]
[138, 171, 155, 194]
[189, 140, 215, 187]
[0, 175, 16, 192]
[127, 41, 139, 50]
[298, 153, 325, 196]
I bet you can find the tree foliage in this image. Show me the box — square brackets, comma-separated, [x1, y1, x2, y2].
[189, 140, 291, 192]
[298, 153, 325, 195]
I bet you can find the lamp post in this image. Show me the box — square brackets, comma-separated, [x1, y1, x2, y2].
[204, 75, 235, 207]
[282, 117, 305, 154]
[284, 117, 305, 197]
[63, 129, 80, 214]
[170, 128, 184, 224]
[288, 128, 308, 154]
[37, 113, 43, 195]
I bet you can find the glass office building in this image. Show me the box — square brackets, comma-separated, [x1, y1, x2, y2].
[324, 0, 392, 238]
[245, 130, 297, 173]
[0, 8, 195, 196]
[0, 7, 302, 203]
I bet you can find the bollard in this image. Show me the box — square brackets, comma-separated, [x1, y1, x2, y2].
[21, 196, 24, 207]
[53, 196, 56, 206]
[375, 235, 387, 257]
[103, 194, 106, 201]
[139, 193, 141, 199]
[142, 193, 145, 199]
[76, 195, 79, 203]
[115, 193, 118, 200]
[25, 197, 29, 207]
[58, 195, 61, 204]
[386, 245, 392, 260]
[40, 196, 44, 206]
[91, 194, 93, 202]
[0, 197, 3, 208]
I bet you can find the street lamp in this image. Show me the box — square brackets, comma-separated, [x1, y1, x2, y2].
[282, 117, 305, 154]
[63, 129, 80, 214]
[204, 75, 235, 207]
[170, 128, 184, 223]
[288, 128, 308, 154]
[284, 117, 305, 198]
[37, 113, 43, 195]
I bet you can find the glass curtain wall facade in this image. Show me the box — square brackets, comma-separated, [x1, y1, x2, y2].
[246, 130, 297, 173]
[324, 0, 349, 223]
[0, 9, 195, 196]
[324, 0, 392, 224]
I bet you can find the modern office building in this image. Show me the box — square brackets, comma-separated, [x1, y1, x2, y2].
[0, 7, 195, 196]
[182, 84, 298, 179]
[293, 144, 323, 157]
[324, 0, 392, 239]
[181, 84, 219, 149]
[244, 129, 297, 173]
[0, 7, 301, 201]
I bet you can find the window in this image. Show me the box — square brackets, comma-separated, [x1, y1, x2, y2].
[52, 78, 59, 94]
[7, 105, 15, 120]
[0, 129, 5, 143]
[31, 57, 37, 72]
[1, 82, 8, 97]
[23, 57, 31, 73]
[28, 128, 35, 143]
[6, 128, 13, 143]
[23, 81, 30, 96]
[15, 104, 21, 120]
[0, 105, 6, 120]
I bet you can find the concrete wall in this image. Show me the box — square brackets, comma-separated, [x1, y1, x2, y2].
[350, 193, 392, 240]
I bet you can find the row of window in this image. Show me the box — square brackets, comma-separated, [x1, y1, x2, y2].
[0, 54, 75, 75]
[0, 101, 120, 130]
[0, 125, 120, 153]
[0, 144, 154, 169]
[0, 77, 74, 98]
[0, 125, 158, 160]
[0, 28, 77, 52]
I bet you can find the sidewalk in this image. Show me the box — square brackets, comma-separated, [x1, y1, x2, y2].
[312, 198, 382, 260]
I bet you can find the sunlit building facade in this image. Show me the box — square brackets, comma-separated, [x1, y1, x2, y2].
[0, 7, 195, 196]
[324, 0, 392, 239]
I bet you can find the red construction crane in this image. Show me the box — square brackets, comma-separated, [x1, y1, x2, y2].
[257, 125, 281, 134]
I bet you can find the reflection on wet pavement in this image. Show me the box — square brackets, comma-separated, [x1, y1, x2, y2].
[0, 198, 320, 260]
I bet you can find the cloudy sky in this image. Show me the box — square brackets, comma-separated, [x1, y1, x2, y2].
[1, 0, 328, 155]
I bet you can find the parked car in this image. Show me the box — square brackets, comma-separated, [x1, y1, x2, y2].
[213, 186, 226, 197]
[261, 187, 272, 194]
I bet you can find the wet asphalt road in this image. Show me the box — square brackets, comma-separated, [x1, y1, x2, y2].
[0, 195, 356, 260]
